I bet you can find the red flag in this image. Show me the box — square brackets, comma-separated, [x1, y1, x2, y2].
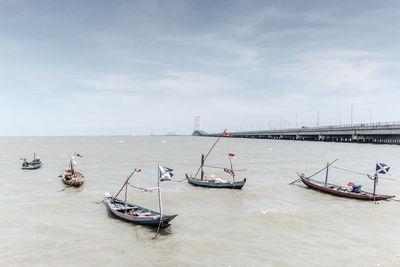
[222, 131, 230, 137]
[229, 153, 236, 159]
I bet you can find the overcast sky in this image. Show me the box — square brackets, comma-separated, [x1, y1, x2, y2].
[1, 0, 400, 136]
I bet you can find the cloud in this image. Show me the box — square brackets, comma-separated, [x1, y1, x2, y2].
[278, 49, 399, 95]
[151, 71, 235, 94]
[80, 71, 235, 95]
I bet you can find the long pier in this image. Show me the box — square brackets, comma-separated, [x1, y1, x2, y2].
[193, 122, 400, 144]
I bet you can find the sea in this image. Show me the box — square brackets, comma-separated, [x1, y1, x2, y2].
[1, 136, 400, 266]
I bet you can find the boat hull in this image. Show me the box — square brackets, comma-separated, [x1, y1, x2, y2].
[22, 163, 42, 170]
[106, 198, 176, 228]
[300, 177, 395, 201]
[185, 174, 246, 189]
[62, 170, 85, 186]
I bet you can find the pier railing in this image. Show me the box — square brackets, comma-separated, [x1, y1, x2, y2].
[193, 122, 400, 144]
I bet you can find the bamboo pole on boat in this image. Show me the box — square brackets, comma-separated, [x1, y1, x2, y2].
[194, 129, 227, 179]
[153, 165, 164, 239]
[324, 162, 329, 187]
[373, 161, 377, 203]
[114, 169, 138, 200]
[157, 165, 163, 224]
[373, 173, 378, 203]
[124, 183, 128, 210]
[229, 156, 235, 183]
[200, 154, 205, 181]
[289, 159, 338, 185]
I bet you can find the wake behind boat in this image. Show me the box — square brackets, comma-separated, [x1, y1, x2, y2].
[294, 160, 395, 201]
[21, 153, 42, 170]
[105, 166, 177, 229]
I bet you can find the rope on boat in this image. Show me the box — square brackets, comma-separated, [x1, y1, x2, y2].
[203, 164, 247, 171]
[127, 183, 158, 192]
[173, 177, 188, 182]
[330, 165, 396, 180]
[330, 165, 369, 176]
[306, 163, 333, 179]
[289, 159, 338, 185]
[153, 220, 162, 240]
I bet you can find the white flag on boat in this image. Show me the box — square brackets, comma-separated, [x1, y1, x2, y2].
[376, 163, 390, 174]
[159, 165, 174, 181]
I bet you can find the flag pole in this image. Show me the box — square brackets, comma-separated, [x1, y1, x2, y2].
[373, 162, 377, 203]
[157, 165, 163, 222]
[373, 173, 377, 203]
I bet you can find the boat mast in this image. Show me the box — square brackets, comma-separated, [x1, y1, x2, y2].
[113, 169, 139, 200]
[194, 129, 227, 179]
[200, 154, 205, 181]
[70, 160, 74, 173]
[157, 164, 163, 221]
[324, 162, 329, 187]
[229, 156, 235, 183]
[124, 182, 128, 210]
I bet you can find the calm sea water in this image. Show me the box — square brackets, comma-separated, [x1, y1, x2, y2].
[1, 136, 400, 266]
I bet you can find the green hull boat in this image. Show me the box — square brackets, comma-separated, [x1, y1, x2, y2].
[22, 163, 42, 170]
[21, 153, 42, 170]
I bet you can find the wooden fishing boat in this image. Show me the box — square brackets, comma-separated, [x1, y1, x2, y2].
[61, 153, 84, 186]
[21, 153, 42, 170]
[186, 174, 246, 189]
[295, 160, 395, 201]
[299, 175, 395, 201]
[62, 169, 84, 186]
[105, 197, 177, 228]
[105, 167, 177, 229]
[186, 129, 247, 190]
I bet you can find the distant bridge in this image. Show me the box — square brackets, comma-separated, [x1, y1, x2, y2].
[193, 122, 400, 144]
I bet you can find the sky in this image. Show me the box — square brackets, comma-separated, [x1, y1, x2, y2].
[1, 0, 400, 136]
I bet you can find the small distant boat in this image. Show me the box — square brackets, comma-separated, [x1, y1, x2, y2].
[105, 166, 177, 229]
[185, 129, 247, 189]
[62, 153, 84, 186]
[296, 160, 395, 201]
[21, 153, 42, 170]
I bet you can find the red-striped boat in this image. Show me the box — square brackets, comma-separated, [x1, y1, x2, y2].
[298, 174, 395, 201]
